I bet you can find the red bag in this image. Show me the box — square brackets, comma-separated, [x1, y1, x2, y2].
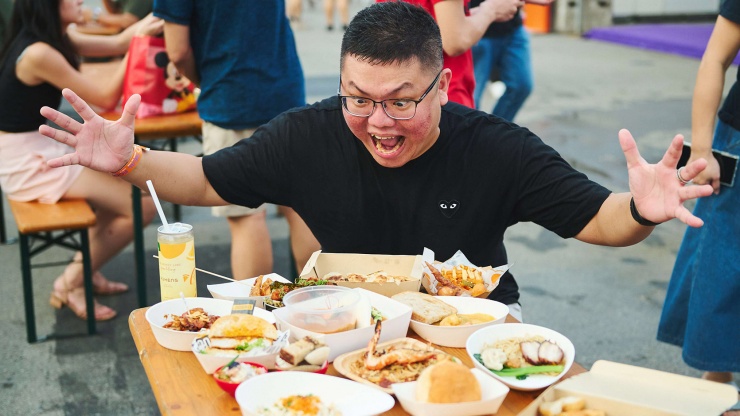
[122, 36, 197, 118]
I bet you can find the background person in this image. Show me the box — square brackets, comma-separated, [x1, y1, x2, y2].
[379, 0, 524, 108]
[83, 0, 152, 31]
[657, 0, 740, 390]
[40, 2, 713, 322]
[153, 0, 320, 280]
[324, 0, 348, 31]
[0, 0, 161, 320]
[471, 0, 554, 122]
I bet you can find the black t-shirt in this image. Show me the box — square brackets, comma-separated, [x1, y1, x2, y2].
[202, 98, 611, 306]
[719, 0, 740, 130]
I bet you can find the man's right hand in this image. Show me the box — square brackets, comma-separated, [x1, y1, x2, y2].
[39, 88, 139, 173]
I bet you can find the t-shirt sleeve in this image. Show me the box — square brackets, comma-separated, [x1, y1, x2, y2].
[513, 133, 611, 238]
[122, 0, 153, 19]
[201, 114, 297, 209]
[152, 0, 192, 25]
[721, 0, 740, 24]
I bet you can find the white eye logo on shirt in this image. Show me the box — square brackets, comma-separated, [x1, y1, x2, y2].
[438, 200, 460, 218]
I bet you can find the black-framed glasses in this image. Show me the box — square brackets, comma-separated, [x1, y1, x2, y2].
[338, 70, 442, 120]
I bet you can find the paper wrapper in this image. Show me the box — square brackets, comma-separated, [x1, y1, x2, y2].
[421, 249, 510, 298]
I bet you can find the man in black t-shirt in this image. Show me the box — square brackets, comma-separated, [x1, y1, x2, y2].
[38, 2, 713, 320]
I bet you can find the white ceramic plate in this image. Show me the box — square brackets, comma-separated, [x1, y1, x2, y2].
[235, 371, 395, 416]
[465, 323, 575, 391]
[392, 368, 510, 416]
[409, 296, 509, 348]
[333, 337, 458, 394]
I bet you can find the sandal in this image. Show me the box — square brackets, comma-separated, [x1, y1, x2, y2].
[50, 271, 117, 321]
[70, 254, 128, 296]
[93, 272, 129, 296]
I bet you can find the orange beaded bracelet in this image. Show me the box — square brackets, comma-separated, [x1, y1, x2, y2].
[112, 144, 149, 177]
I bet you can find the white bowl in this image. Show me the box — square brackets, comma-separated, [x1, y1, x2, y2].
[146, 298, 234, 351]
[207, 273, 291, 307]
[146, 298, 276, 351]
[235, 371, 395, 416]
[409, 297, 509, 348]
[466, 323, 575, 391]
[392, 368, 510, 416]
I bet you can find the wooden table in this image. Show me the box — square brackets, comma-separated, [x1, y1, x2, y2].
[74, 22, 121, 36]
[101, 111, 203, 307]
[129, 309, 585, 415]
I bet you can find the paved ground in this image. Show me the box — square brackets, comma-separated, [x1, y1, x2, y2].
[0, 2, 737, 415]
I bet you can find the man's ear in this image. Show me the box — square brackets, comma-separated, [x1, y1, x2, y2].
[437, 68, 452, 105]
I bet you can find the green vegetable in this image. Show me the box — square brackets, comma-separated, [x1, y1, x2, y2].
[473, 353, 563, 380]
[488, 365, 564, 379]
[235, 338, 266, 352]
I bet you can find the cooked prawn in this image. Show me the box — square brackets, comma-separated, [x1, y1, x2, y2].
[364, 320, 438, 371]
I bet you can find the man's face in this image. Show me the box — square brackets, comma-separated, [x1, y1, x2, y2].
[339, 56, 450, 168]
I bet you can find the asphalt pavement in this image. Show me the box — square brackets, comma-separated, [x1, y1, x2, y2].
[0, 2, 737, 415]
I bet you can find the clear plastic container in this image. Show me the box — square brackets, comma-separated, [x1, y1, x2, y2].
[282, 286, 360, 334]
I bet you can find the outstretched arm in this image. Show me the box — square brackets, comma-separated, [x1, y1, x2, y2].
[39, 89, 226, 207]
[576, 129, 713, 246]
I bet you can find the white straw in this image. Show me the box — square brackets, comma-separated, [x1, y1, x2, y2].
[153, 255, 250, 285]
[146, 180, 168, 227]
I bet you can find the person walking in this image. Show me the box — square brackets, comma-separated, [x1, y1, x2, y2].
[379, 0, 524, 108]
[153, 0, 319, 280]
[471, 0, 554, 122]
[657, 0, 740, 391]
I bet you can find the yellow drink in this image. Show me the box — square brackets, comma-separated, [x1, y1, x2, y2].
[157, 223, 196, 301]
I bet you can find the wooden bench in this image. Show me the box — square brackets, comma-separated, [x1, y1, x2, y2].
[8, 199, 97, 343]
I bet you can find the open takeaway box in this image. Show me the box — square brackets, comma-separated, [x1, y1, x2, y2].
[518, 360, 739, 416]
[300, 250, 423, 297]
[273, 288, 412, 362]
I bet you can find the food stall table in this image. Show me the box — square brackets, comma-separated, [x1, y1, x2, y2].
[129, 308, 585, 415]
[101, 111, 203, 308]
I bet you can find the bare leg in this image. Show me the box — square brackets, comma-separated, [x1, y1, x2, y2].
[337, 0, 349, 28]
[287, 0, 302, 21]
[323, 0, 335, 29]
[227, 211, 273, 280]
[51, 169, 156, 320]
[279, 206, 320, 275]
[702, 371, 734, 383]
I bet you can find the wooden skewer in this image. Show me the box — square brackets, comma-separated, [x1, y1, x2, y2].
[152, 255, 250, 285]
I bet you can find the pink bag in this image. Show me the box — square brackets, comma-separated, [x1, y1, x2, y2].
[122, 36, 197, 118]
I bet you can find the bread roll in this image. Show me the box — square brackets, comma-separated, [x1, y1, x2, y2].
[208, 314, 278, 340]
[391, 291, 457, 324]
[415, 362, 481, 403]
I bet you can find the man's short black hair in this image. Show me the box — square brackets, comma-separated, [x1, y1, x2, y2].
[340, 2, 443, 74]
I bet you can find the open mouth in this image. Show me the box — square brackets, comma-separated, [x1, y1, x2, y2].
[370, 134, 404, 156]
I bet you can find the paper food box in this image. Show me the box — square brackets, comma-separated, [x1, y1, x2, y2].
[299, 251, 423, 297]
[272, 288, 412, 362]
[207, 273, 291, 308]
[421, 248, 510, 298]
[518, 360, 739, 416]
